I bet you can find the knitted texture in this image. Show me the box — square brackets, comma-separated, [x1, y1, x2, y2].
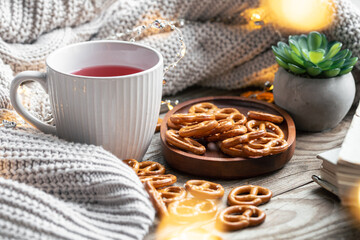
[0, 0, 360, 239]
[0, 127, 154, 240]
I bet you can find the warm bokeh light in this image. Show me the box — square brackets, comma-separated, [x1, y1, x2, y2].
[261, 0, 335, 32]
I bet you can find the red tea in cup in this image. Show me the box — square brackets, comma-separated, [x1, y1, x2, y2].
[72, 65, 143, 77]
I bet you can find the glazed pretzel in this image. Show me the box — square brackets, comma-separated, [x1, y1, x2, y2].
[179, 120, 218, 138]
[137, 161, 166, 176]
[221, 130, 266, 149]
[165, 130, 206, 155]
[170, 113, 215, 124]
[229, 113, 247, 125]
[168, 198, 217, 222]
[185, 180, 224, 199]
[214, 108, 240, 120]
[220, 143, 248, 158]
[122, 159, 140, 173]
[216, 205, 266, 231]
[248, 110, 283, 124]
[246, 120, 284, 139]
[139, 174, 177, 188]
[206, 125, 247, 142]
[158, 186, 187, 205]
[243, 137, 289, 156]
[144, 181, 168, 218]
[155, 118, 162, 133]
[212, 119, 235, 134]
[188, 102, 218, 113]
[266, 138, 289, 154]
[228, 185, 272, 206]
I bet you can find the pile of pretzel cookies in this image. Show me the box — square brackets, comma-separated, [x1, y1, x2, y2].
[123, 159, 273, 234]
[165, 102, 289, 157]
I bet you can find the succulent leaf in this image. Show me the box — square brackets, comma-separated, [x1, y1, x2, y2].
[324, 68, 341, 77]
[308, 32, 323, 51]
[298, 36, 309, 51]
[332, 49, 349, 61]
[320, 33, 328, 50]
[275, 56, 289, 69]
[343, 57, 358, 68]
[325, 42, 342, 60]
[339, 66, 353, 76]
[289, 39, 301, 56]
[317, 60, 333, 69]
[309, 49, 325, 64]
[306, 66, 322, 76]
[288, 63, 306, 74]
[290, 51, 304, 66]
[331, 59, 345, 69]
[272, 46, 289, 62]
[345, 50, 352, 60]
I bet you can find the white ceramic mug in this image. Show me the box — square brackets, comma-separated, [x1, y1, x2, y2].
[10, 40, 163, 160]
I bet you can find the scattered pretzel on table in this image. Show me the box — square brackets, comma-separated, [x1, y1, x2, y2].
[122, 159, 140, 173]
[216, 205, 266, 231]
[144, 181, 169, 218]
[137, 161, 166, 176]
[185, 180, 224, 199]
[158, 186, 187, 205]
[139, 174, 177, 188]
[228, 185, 272, 206]
[168, 198, 218, 222]
[155, 118, 163, 133]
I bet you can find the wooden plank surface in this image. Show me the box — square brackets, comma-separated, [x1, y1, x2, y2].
[143, 82, 360, 239]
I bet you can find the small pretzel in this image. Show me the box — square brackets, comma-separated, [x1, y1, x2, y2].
[122, 159, 139, 173]
[155, 118, 162, 133]
[185, 180, 224, 199]
[165, 130, 206, 155]
[206, 125, 247, 142]
[188, 102, 218, 113]
[170, 113, 215, 124]
[179, 120, 218, 138]
[144, 181, 168, 218]
[168, 198, 217, 222]
[194, 119, 235, 140]
[212, 119, 235, 134]
[221, 130, 266, 148]
[167, 118, 184, 130]
[137, 161, 166, 176]
[266, 138, 289, 155]
[246, 120, 284, 139]
[216, 205, 266, 231]
[139, 174, 177, 188]
[214, 108, 240, 120]
[248, 111, 283, 124]
[228, 185, 272, 206]
[220, 143, 248, 158]
[158, 186, 187, 205]
[229, 113, 247, 125]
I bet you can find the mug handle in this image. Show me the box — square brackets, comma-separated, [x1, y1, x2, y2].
[10, 71, 56, 135]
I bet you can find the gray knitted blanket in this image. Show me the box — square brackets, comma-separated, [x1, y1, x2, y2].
[0, 0, 360, 239]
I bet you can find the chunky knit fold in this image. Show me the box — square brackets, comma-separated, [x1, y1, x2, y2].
[0, 128, 155, 240]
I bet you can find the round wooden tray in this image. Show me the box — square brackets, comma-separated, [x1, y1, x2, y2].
[160, 96, 296, 179]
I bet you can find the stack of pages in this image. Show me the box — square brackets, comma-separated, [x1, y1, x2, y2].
[317, 102, 360, 205]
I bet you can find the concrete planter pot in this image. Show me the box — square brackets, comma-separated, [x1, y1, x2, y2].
[273, 68, 355, 132]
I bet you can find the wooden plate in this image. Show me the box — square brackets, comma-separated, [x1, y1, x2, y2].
[160, 96, 296, 179]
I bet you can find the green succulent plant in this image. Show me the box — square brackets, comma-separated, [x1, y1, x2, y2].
[272, 31, 358, 78]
